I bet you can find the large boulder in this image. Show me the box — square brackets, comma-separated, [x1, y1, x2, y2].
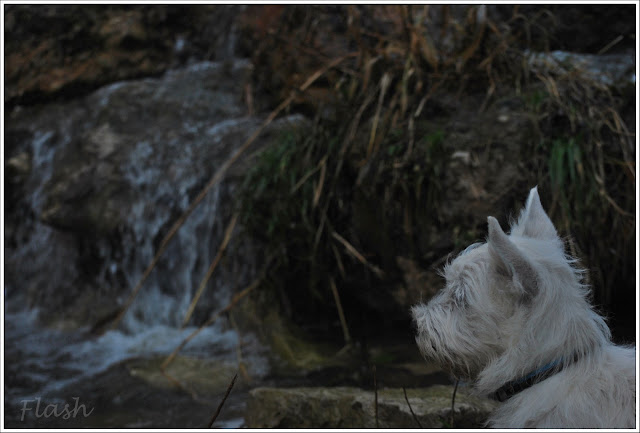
[245, 385, 497, 428]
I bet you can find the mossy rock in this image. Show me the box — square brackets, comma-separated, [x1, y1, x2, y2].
[126, 355, 241, 398]
[231, 282, 358, 375]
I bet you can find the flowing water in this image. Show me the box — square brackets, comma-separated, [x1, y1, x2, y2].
[3, 59, 278, 428]
[3, 307, 261, 428]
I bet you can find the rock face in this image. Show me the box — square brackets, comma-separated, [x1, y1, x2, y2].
[526, 50, 635, 88]
[3, 5, 245, 106]
[245, 385, 497, 428]
[4, 58, 307, 329]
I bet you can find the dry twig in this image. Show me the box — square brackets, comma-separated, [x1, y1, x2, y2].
[368, 72, 392, 157]
[373, 365, 379, 428]
[181, 212, 239, 328]
[332, 231, 385, 278]
[329, 277, 351, 345]
[207, 373, 238, 428]
[403, 387, 423, 429]
[228, 311, 251, 383]
[450, 379, 459, 428]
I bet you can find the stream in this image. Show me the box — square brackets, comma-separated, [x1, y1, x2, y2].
[3, 58, 281, 428]
[3, 296, 271, 428]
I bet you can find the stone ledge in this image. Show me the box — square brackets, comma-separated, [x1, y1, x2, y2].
[245, 385, 497, 428]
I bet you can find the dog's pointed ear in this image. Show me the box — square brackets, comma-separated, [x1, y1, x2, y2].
[512, 186, 558, 241]
[488, 216, 538, 299]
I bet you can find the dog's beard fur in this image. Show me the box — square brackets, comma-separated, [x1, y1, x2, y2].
[411, 187, 636, 428]
[412, 262, 505, 381]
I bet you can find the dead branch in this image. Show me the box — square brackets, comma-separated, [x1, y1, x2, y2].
[228, 311, 251, 383]
[181, 212, 239, 328]
[450, 379, 459, 428]
[332, 231, 385, 278]
[207, 373, 238, 428]
[329, 277, 351, 345]
[367, 72, 392, 157]
[374, 364, 379, 428]
[403, 387, 423, 429]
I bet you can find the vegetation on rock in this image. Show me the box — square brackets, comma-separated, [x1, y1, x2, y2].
[237, 5, 635, 344]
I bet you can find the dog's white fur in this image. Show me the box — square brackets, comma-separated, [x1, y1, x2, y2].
[411, 187, 636, 428]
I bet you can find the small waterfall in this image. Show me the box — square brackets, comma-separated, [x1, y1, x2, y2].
[3, 59, 284, 424]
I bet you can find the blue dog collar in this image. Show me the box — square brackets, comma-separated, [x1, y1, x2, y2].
[491, 358, 565, 402]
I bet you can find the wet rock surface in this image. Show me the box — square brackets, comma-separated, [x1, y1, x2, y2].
[4, 58, 307, 330]
[526, 50, 635, 88]
[2, 308, 267, 429]
[4, 356, 246, 429]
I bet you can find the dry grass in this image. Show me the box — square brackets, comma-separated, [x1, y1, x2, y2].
[239, 5, 634, 333]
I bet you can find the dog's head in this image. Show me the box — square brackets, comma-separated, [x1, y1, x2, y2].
[411, 187, 588, 379]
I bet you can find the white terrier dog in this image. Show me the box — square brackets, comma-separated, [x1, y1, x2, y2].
[412, 187, 636, 428]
